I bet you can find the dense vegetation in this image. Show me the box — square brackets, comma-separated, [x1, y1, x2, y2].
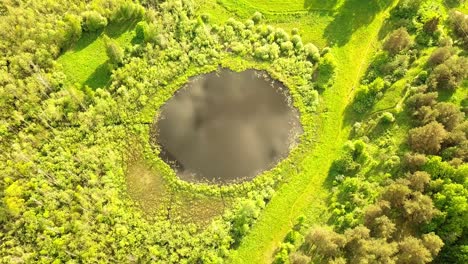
[0, 0, 466, 263]
[274, 0, 468, 263]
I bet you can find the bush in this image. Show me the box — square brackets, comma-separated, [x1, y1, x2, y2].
[103, 36, 124, 65]
[254, 43, 280, 61]
[352, 77, 385, 113]
[383, 28, 412, 55]
[381, 112, 395, 123]
[298, 84, 319, 112]
[82, 11, 108, 32]
[315, 53, 336, 90]
[252, 12, 263, 24]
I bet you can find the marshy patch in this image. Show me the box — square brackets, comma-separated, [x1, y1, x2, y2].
[152, 69, 302, 184]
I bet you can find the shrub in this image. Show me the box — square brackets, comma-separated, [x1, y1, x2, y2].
[408, 121, 448, 154]
[315, 53, 336, 90]
[251, 11, 263, 24]
[381, 112, 395, 123]
[81, 11, 108, 32]
[103, 36, 124, 65]
[353, 77, 385, 113]
[383, 28, 412, 55]
[298, 85, 318, 112]
[304, 43, 320, 61]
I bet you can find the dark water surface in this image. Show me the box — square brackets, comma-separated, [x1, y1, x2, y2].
[153, 69, 302, 184]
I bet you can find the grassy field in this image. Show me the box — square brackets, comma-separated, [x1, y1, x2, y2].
[197, 0, 399, 263]
[56, 0, 400, 261]
[57, 21, 138, 89]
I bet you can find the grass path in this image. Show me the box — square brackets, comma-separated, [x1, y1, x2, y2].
[229, 4, 395, 263]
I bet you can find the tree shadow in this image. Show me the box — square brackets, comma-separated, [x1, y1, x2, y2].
[323, 0, 393, 46]
[69, 30, 103, 52]
[66, 20, 139, 53]
[83, 63, 111, 89]
[105, 20, 139, 39]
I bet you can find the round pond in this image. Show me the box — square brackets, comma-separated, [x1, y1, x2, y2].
[152, 69, 302, 184]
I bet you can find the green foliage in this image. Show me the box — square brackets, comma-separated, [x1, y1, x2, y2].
[408, 122, 448, 154]
[60, 14, 83, 47]
[427, 56, 468, 91]
[383, 27, 412, 55]
[315, 53, 336, 90]
[229, 200, 262, 244]
[112, 2, 145, 22]
[381, 112, 396, 123]
[103, 36, 124, 65]
[297, 84, 319, 112]
[82, 10, 108, 32]
[353, 77, 386, 113]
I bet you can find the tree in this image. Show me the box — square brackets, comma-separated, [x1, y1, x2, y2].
[407, 171, 430, 192]
[434, 102, 465, 131]
[407, 92, 437, 110]
[61, 14, 82, 47]
[421, 233, 444, 257]
[304, 43, 320, 61]
[289, 252, 311, 264]
[304, 227, 345, 258]
[397, 236, 433, 264]
[103, 36, 124, 65]
[428, 57, 468, 91]
[383, 28, 412, 55]
[449, 11, 468, 46]
[403, 153, 428, 172]
[81, 11, 108, 32]
[428, 47, 453, 67]
[408, 122, 447, 154]
[403, 192, 437, 224]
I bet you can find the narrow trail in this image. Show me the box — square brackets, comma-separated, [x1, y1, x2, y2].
[287, 22, 383, 226]
[229, 5, 396, 263]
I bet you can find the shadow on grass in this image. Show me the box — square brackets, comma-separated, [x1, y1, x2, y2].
[323, 0, 393, 46]
[69, 30, 103, 52]
[105, 20, 139, 38]
[66, 19, 139, 53]
[83, 63, 111, 89]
